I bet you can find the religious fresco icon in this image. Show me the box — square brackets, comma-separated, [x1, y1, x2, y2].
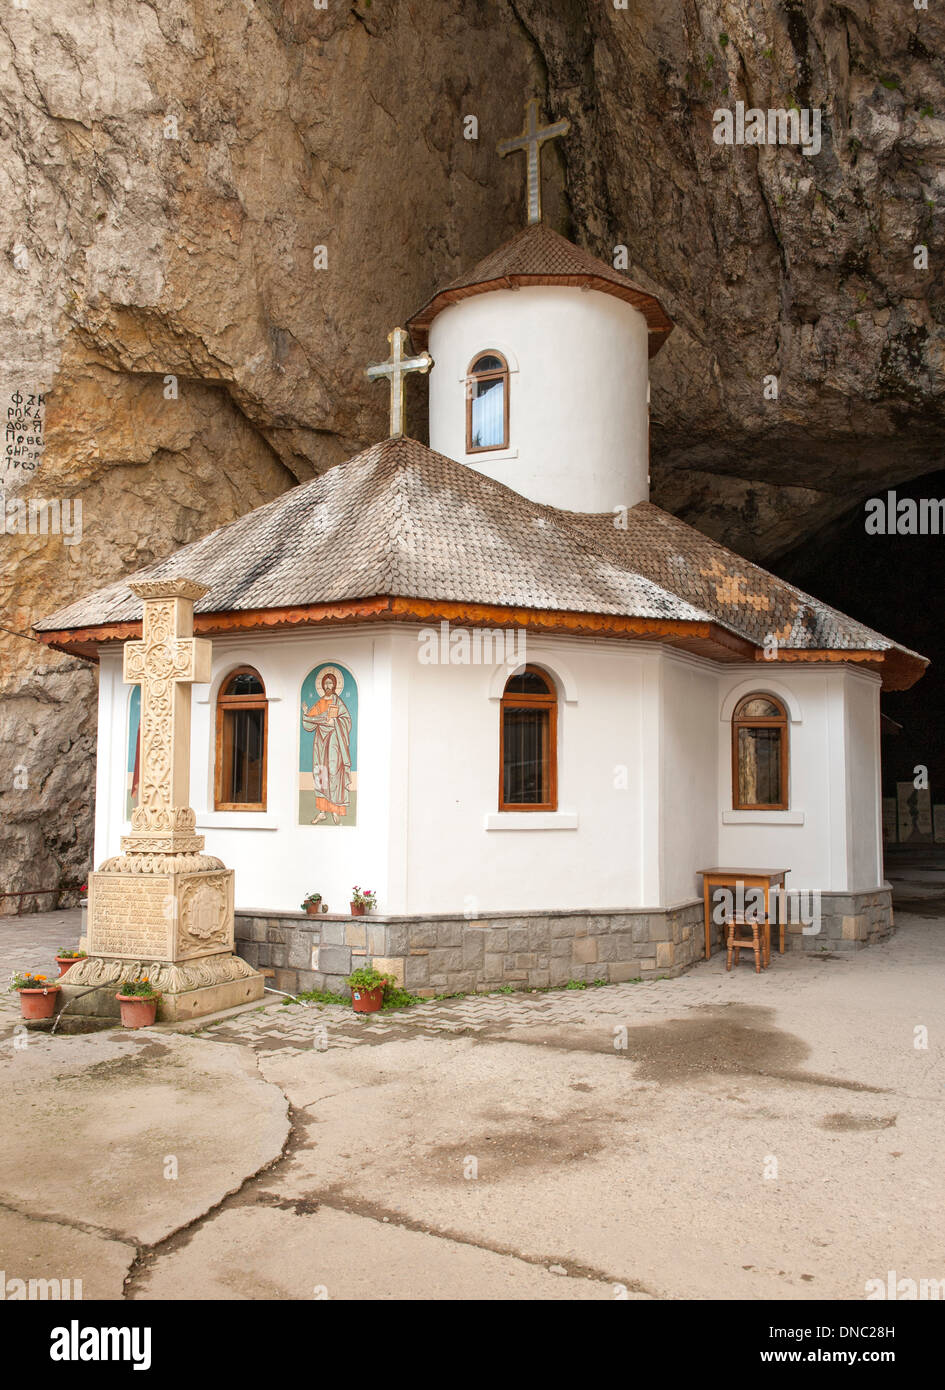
[125, 684, 141, 821]
[299, 663, 358, 826]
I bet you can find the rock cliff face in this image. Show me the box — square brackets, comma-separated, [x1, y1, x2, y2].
[514, 0, 944, 557]
[0, 0, 941, 904]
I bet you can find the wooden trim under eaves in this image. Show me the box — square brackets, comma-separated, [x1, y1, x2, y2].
[408, 273, 673, 357]
[32, 595, 927, 689]
[753, 644, 926, 692]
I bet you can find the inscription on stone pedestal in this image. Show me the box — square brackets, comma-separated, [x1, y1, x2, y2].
[88, 875, 172, 959]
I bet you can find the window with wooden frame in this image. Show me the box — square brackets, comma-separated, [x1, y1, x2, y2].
[500, 666, 557, 811]
[466, 351, 509, 453]
[732, 694, 788, 810]
[215, 667, 268, 811]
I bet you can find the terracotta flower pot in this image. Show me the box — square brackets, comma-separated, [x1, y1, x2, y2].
[351, 985, 384, 1014]
[350, 902, 366, 916]
[18, 986, 60, 1020]
[305, 903, 321, 916]
[56, 956, 79, 976]
[116, 993, 159, 1029]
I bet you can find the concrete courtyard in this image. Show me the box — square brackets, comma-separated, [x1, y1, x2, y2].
[1, 852, 942, 1301]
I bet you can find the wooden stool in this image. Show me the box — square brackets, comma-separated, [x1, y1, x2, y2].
[726, 917, 767, 973]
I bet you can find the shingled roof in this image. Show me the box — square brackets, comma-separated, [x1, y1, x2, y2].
[560, 505, 915, 659]
[406, 223, 673, 356]
[34, 436, 926, 689]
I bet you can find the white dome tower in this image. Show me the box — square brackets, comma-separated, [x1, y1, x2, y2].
[408, 224, 671, 514]
[407, 99, 672, 514]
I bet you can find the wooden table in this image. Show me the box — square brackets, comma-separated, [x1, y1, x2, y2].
[698, 868, 789, 961]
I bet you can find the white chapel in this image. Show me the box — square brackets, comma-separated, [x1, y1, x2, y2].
[36, 103, 926, 993]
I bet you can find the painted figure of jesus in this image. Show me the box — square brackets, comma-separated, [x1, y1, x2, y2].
[301, 673, 352, 824]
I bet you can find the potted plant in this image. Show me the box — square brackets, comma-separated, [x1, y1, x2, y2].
[115, 977, 161, 1029]
[349, 886, 377, 916]
[301, 892, 322, 917]
[345, 965, 389, 1014]
[10, 971, 61, 1020]
[55, 948, 87, 977]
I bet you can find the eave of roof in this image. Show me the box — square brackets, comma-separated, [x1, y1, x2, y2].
[32, 437, 929, 692]
[35, 596, 923, 690]
[406, 223, 674, 356]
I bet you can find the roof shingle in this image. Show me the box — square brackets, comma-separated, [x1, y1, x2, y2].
[34, 436, 926, 688]
[406, 223, 673, 355]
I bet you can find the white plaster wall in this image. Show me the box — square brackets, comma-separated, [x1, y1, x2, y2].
[189, 629, 398, 913]
[397, 629, 658, 914]
[94, 626, 886, 915]
[715, 667, 880, 892]
[94, 649, 125, 866]
[844, 669, 884, 890]
[660, 654, 719, 905]
[427, 285, 650, 514]
[97, 628, 402, 914]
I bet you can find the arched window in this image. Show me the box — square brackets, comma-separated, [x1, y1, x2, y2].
[500, 666, 557, 810]
[215, 667, 268, 810]
[467, 351, 509, 453]
[732, 694, 788, 810]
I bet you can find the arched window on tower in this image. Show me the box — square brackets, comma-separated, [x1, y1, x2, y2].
[500, 666, 557, 810]
[467, 351, 509, 453]
[215, 667, 268, 810]
[732, 694, 788, 810]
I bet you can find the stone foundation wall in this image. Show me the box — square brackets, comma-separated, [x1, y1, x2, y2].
[235, 887, 895, 997]
[707, 887, 895, 955]
[235, 902, 706, 999]
[789, 888, 894, 952]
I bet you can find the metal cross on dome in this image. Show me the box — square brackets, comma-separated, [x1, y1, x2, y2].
[364, 327, 433, 438]
[497, 97, 570, 225]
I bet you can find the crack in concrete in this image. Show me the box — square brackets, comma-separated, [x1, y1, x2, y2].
[121, 1084, 297, 1299]
[120, 1044, 654, 1299]
[0, 1195, 134, 1251]
[307, 1188, 655, 1297]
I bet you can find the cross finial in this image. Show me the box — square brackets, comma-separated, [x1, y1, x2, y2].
[497, 97, 570, 225]
[365, 327, 433, 438]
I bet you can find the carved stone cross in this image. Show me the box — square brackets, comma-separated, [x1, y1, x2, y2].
[365, 327, 433, 438]
[123, 578, 212, 847]
[497, 97, 570, 225]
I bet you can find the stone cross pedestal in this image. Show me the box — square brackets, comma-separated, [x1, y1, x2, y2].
[62, 579, 263, 1023]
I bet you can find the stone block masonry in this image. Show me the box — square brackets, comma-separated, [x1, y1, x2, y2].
[236, 903, 708, 999]
[235, 887, 894, 999]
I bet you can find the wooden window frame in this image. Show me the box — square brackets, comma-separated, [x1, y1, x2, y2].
[214, 666, 268, 811]
[499, 666, 558, 812]
[731, 694, 788, 811]
[466, 350, 510, 455]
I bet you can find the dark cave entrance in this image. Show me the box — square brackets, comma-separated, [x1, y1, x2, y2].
[776, 469, 945, 808]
